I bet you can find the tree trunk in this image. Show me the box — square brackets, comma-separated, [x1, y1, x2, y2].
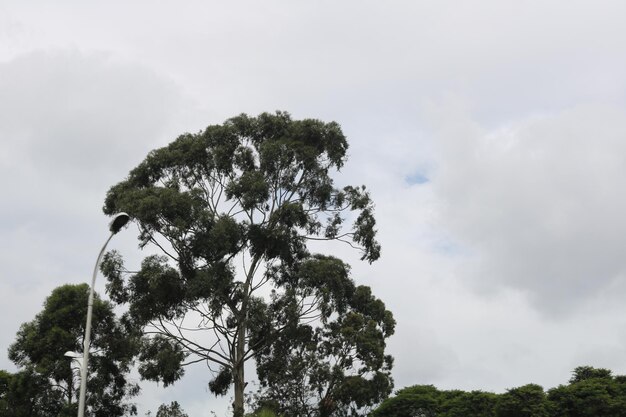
[233, 321, 246, 417]
[232, 255, 259, 417]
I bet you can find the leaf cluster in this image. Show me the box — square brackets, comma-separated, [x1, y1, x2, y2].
[153, 401, 189, 417]
[0, 368, 70, 417]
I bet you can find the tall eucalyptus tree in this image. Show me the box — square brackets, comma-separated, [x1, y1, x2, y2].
[101, 111, 391, 416]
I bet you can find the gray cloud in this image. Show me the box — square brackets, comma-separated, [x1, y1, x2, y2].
[3, 1, 626, 415]
[0, 50, 185, 187]
[0, 49, 188, 383]
[426, 102, 626, 315]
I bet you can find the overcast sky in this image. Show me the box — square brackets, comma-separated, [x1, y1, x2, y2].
[2, 1, 626, 415]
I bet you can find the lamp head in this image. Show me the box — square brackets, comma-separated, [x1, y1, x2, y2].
[109, 212, 130, 234]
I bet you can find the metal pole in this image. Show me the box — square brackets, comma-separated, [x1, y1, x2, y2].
[76, 212, 129, 417]
[77, 232, 114, 417]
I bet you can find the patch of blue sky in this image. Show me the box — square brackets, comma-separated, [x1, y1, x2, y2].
[432, 239, 472, 258]
[434, 240, 462, 256]
[405, 170, 429, 185]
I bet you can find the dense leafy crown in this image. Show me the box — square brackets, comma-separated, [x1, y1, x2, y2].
[103, 111, 380, 321]
[101, 112, 389, 416]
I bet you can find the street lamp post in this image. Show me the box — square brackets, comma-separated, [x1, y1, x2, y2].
[65, 351, 82, 408]
[77, 213, 130, 417]
[64, 351, 83, 369]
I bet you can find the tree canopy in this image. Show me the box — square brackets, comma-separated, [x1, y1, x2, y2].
[548, 366, 626, 417]
[371, 366, 626, 417]
[100, 111, 391, 416]
[6, 284, 139, 417]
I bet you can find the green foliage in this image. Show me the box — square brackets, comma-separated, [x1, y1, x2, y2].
[372, 367, 626, 417]
[100, 111, 387, 416]
[208, 366, 232, 396]
[138, 336, 186, 387]
[252, 256, 395, 417]
[548, 367, 626, 417]
[568, 366, 612, 384]
[495, 384, 549, 417]
[6, 284, 139, 417]
[0, 370, 9, 414]
[445, 390, 498, 417]
[0, 368, 69, 417]
[370, 385, 442, 417]
[154, 401, 189, 417]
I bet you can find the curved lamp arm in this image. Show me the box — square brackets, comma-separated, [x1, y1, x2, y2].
[77, 213, 129, 417]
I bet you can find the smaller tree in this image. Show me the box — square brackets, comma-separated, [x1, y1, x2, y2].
[548, 366, 626, 417]
[371, 385, 442, 417]
[8, 284, 139, 417]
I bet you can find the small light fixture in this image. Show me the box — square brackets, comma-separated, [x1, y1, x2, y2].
[109, 212, 130, 234]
